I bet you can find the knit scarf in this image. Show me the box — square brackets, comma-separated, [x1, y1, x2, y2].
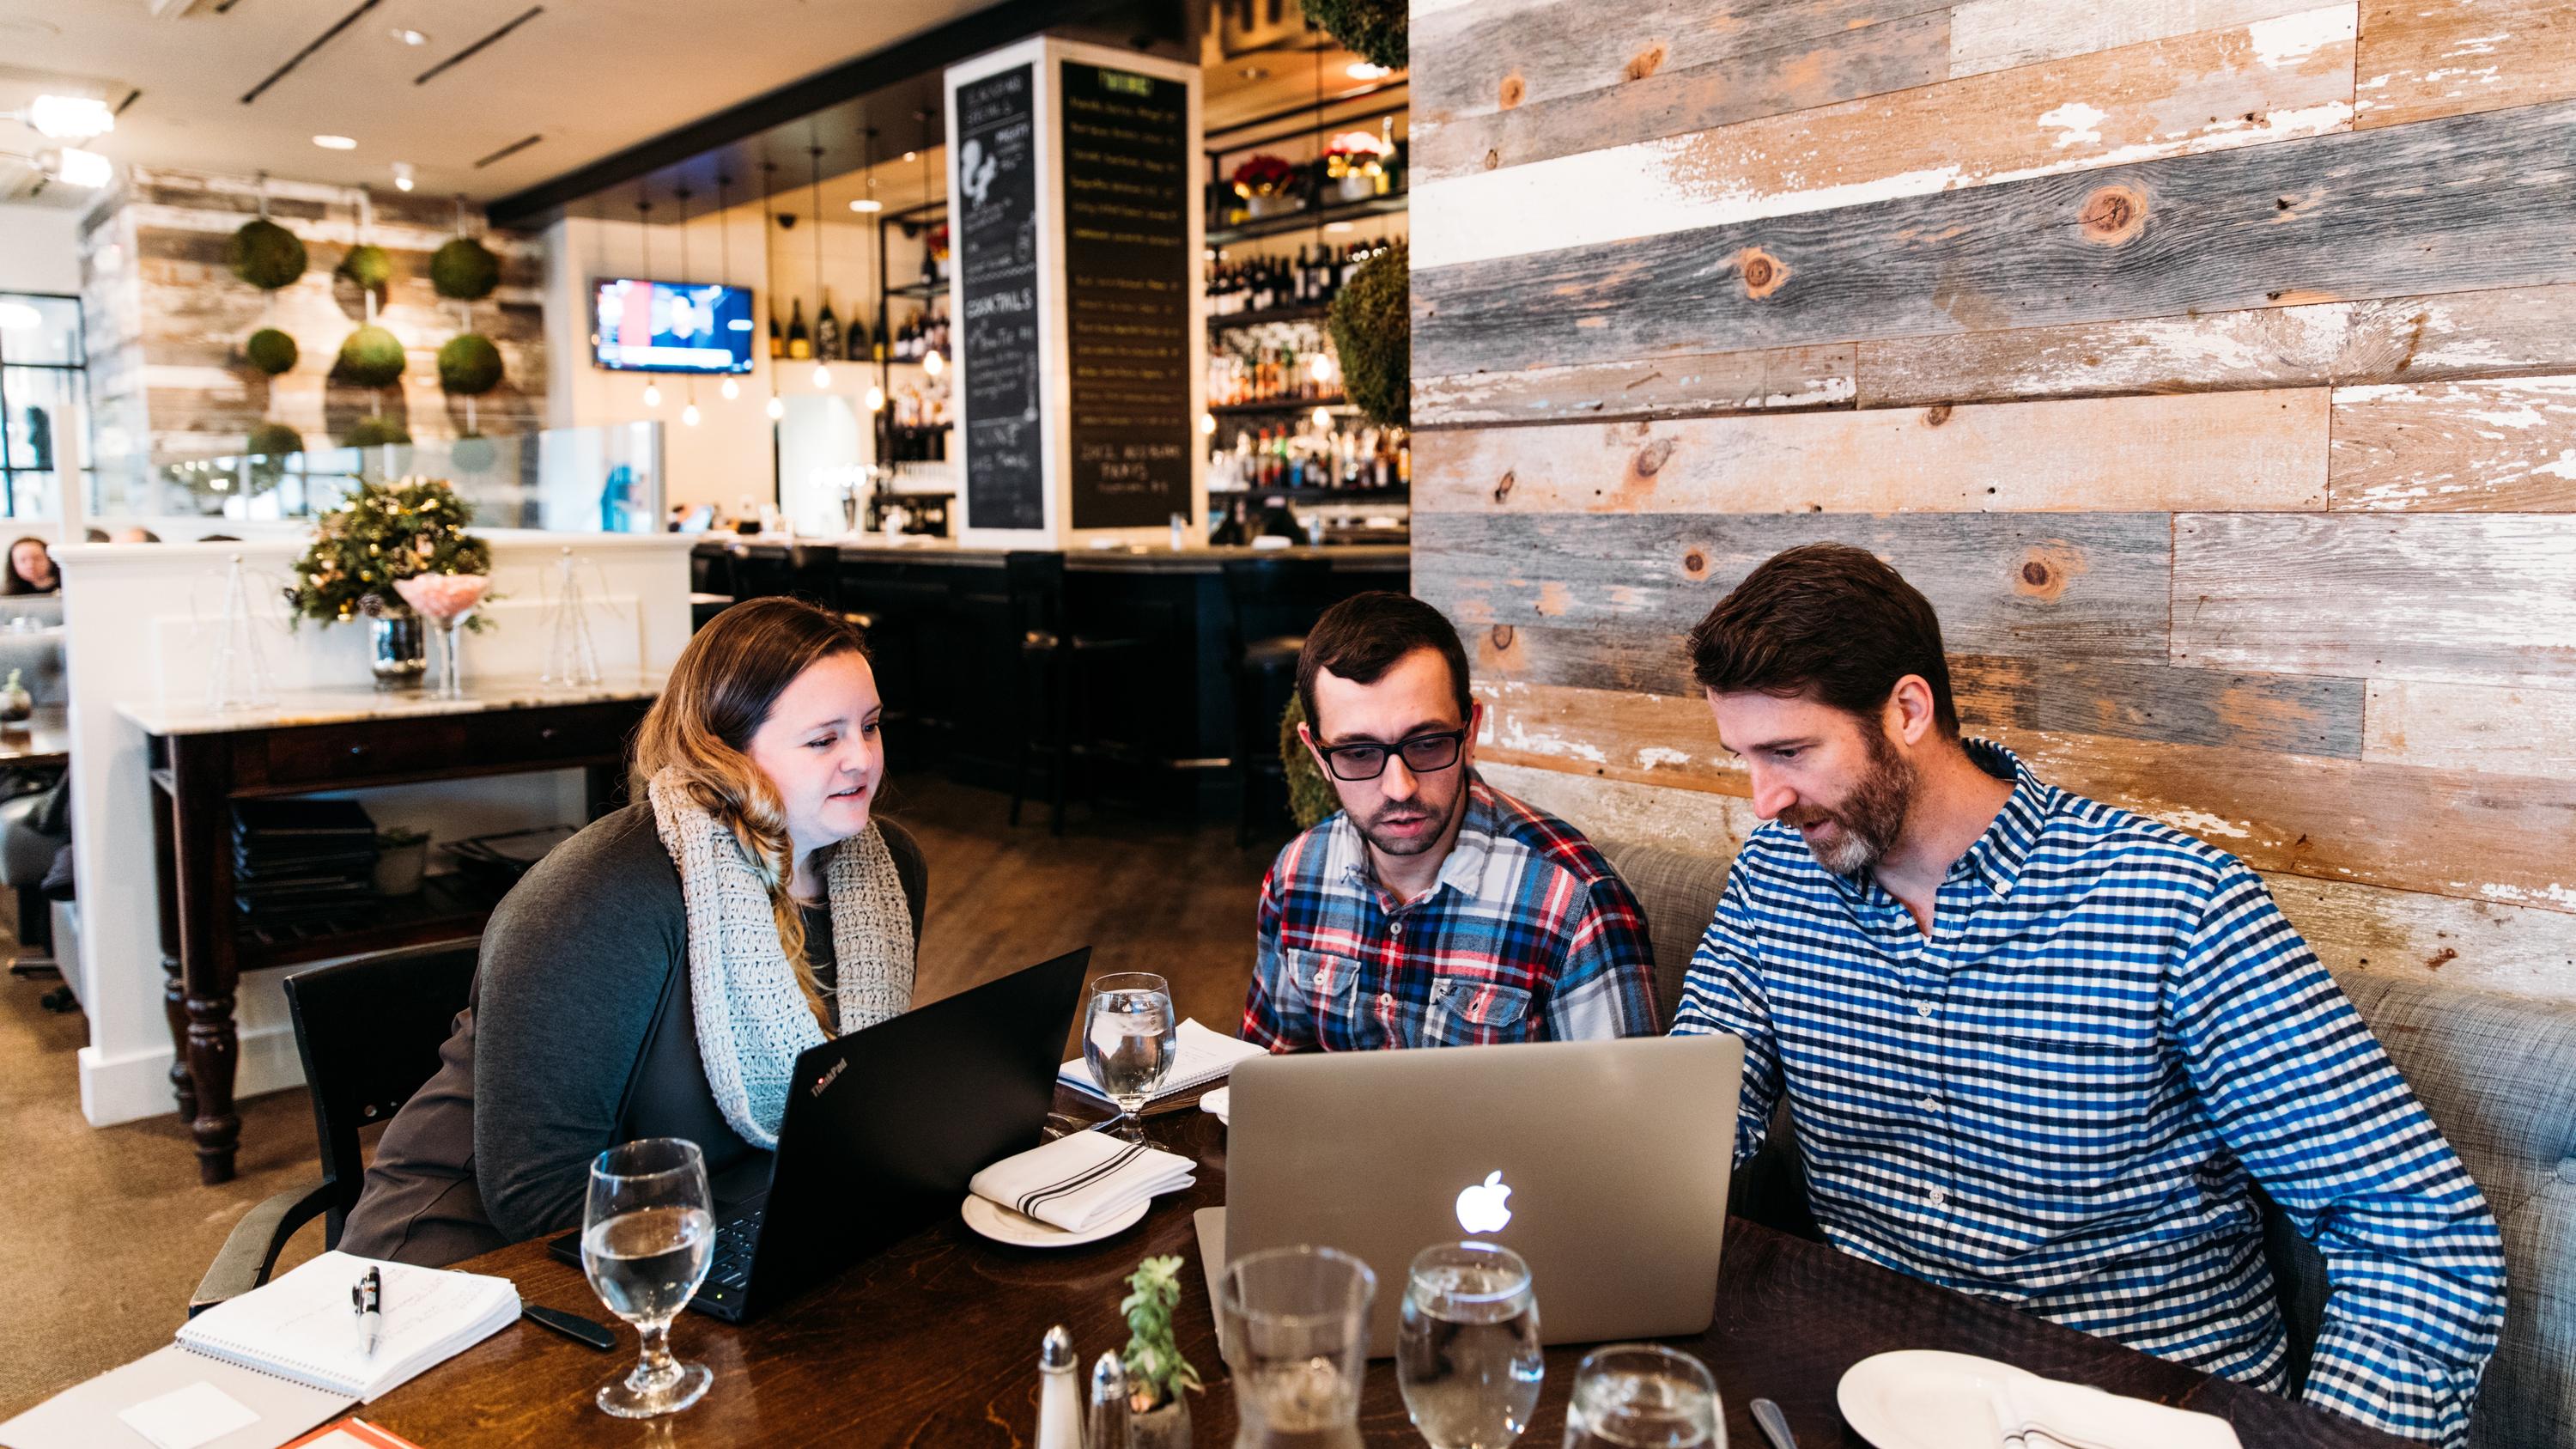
[647, 768, 915, 1148]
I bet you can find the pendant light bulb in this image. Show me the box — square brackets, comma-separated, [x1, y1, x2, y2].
[681, 402, 702, 427]
[765, 393, 785, 421]
[641, 381, 662, 408]
[1310, 406, 1330, 429]
[812, 362, 832, 389]
[720, 376, 740, 400]
[1308, 352, 1331, 381]
[921, 348, 944, 377]
[864, 384, 884, 414]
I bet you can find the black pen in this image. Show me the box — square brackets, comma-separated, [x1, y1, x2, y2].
[351, 1265, 383, 1357]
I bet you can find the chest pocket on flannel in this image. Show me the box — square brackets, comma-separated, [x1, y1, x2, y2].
[1425, 976, 1533, 1046]
[1282, 948, 1364, 1045]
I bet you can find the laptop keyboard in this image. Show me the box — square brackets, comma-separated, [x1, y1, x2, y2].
[704, 1203, 764, 1291]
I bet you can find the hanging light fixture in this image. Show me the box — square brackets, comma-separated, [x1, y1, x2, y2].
[636, 189, 660, 409]
[865, 383, 884, 414]
[676, 182, 701, 425]
[759, 157, 784, 422]
[808, 137, 830, 390]
[917, 111, 942, 375]
[715, 169, 741, 400]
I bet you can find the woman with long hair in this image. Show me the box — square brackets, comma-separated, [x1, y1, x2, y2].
[343, 598, 924, 1266]
[3, 536, 58, 594]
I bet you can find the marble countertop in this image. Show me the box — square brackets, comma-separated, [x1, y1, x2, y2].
[119, 673, 664, 737]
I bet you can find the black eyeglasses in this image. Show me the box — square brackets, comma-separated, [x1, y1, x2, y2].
[1314, 728, 1468, 782]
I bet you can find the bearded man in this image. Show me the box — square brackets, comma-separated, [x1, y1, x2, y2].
[1671, 543, 2503, 1448]
[1240, 591, 1656, 1052]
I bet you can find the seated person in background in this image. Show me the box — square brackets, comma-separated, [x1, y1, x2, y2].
[1668, 544, 2504, 1447]
[1242, 592, 1656, 1051]
[108, 527, 160, 544]
[342, 598, 926, 1265]
[3, 536, 57, 594]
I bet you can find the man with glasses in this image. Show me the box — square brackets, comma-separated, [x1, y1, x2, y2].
[1241, 592, 1657, 1051]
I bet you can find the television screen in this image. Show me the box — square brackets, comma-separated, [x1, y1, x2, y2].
[591, 277, 756, 374]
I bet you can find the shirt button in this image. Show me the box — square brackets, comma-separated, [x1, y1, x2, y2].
[1389, 922, 1402, 938]
[1919, 1094, 1940, 1113]
[1915, 1002, 1934, 1019]
[1927, 1186, 1947, 1207]
[1379, 992, 1392, 1005]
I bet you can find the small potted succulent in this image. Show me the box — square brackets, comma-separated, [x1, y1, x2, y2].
[374, 826, 430, 896]
[0, 667, 31, 726]
[1230, 154, 1302, 218]
[1120, 1255, 1201, 1449]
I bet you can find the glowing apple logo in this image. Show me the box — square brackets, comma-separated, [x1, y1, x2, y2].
[1455, 1171, 1513, 1235]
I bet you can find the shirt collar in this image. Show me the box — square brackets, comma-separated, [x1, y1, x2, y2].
[1814, 738, 2050, 904]
[1335, 772, 1498, 909]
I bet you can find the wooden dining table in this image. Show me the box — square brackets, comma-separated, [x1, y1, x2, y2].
[362, 1093, 2413, 1447]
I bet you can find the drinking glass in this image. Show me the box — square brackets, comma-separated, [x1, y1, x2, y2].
[1399, 1242, 1543, 1448]
[1083, 971, 1177, 1141]
[1562, 1344, 1722, 1449]
[1218, 1245, 1376, 1449]
[581, 1137, 715, 1418]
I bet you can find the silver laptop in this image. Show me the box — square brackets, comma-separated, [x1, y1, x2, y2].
[1206, 1034, 1745, 1355]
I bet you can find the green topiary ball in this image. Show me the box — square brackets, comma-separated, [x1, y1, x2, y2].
[1279, 695, 1341, 831]
[338, 243, 394, 290]
[450, 434, 499, 472]
[245, 422, 303, 458]
[1303, 0, 1405, 69]
[1327, 239, 1408, 430]
[341, 416, 412, 448]
[228, 218, 307, 290]
[436, 333, 504, 395]
[244, 327, 299, 376]
[336, 325, 407, 388]
[429, 237, 501, 301]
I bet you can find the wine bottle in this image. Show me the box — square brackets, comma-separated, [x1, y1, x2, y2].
[816, 289, 841, 362]
[787, 299, 811, 360]
[846, 311, 870, 362]
[769, 307, 784, 359]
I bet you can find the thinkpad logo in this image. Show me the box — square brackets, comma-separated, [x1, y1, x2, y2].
[811, 1058, 847, 1097]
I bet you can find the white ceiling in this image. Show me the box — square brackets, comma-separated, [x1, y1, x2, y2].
[0, 0, 999, 209]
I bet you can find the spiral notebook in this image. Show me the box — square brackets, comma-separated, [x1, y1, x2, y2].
[173, 1251, 520, 1403]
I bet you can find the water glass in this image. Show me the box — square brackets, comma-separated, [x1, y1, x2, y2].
[1562, 1344, 1722, 1449]
[1399, 1242, 1543, 1448]
[1218, 1245, 1376, 1449]
[1083, 971, 1177, 1140]
[581, 1137, 716, 1418]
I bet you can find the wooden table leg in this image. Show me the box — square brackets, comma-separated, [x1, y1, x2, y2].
[150, 773, 197, 1123]
[166, 735, 242, 1185]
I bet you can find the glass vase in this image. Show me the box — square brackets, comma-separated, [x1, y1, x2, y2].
[371, 614, 427, 686]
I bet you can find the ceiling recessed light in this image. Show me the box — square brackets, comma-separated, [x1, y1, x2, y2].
[849, 198, 883, 213]
[1323, 221, 1354, 233]
[902, 150, 917, 162]
[1346, 62, 1391, 80]
[313, 134, 357, 150]
[390, 161, 416, 192]
[389, 26, 429, 46]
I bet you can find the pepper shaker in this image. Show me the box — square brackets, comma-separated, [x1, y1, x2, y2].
[1087, 1350, 1131, 1449]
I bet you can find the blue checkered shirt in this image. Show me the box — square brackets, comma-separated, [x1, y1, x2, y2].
[1673, 742, 2505, 1447]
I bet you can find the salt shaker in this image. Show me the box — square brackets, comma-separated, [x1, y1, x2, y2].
[1036, 1325, 1084, 1449]
[1087, 1350, 1131, 1449]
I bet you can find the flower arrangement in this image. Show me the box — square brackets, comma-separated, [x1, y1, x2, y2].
[1230, 154, 1298, 199]
[1321, 130, 1394, 180]
[283, 476, 494, 630]
[1120, 1255, 1201, 1414]
[927, 223, 951, 264]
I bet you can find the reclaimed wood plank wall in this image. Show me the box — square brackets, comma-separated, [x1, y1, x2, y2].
[1408, 0, 2576, 999]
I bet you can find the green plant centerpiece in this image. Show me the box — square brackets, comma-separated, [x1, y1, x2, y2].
[283, 476, 492, 630]
[228, 218, 307, 290]
[244, 327, 299, 377]
[429, 237, 501, 301]
[337, 325, 408, 388]
[437, 333, 504, 394]
[1280, 695, 1340, 831]
[1304, 0, 1405, 69]
[338, 243, 395, 290]
[1119, 1255, 1200, 1446]
[1327, 239, 1408, 429]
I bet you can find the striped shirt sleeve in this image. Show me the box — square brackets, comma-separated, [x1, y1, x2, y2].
[2164, 863, 2506, 1447]
[1668, 868, 1784, 1169]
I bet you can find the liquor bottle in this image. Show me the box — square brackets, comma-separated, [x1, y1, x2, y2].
[787, 299, 811, 360]
[815, 290, 841, 362]
[846, 311, 870, 363]
[768, 306, 784, 359]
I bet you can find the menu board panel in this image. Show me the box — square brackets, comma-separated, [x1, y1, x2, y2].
[956, 64, 1043, 532]
[1060, 60, 1192, 530]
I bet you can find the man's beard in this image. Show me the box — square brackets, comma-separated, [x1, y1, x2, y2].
[1353, 785, 1461, 859]
[1779, 730, 1915, 876]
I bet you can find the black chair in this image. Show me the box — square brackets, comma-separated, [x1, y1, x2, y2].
[190, 938, 481, 1314]
[688, 544, 738, 633]
[731, 543, 841, 608]
[1223, 556, 1334, 846]
[1004, 551, 1143, 834]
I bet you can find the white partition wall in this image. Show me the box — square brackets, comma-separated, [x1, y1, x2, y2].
[55, 531, 696, 1127]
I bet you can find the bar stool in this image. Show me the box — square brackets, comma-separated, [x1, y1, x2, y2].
[688, 545, 738, 633]
[732, 544, 841, 608]
[1223, 556, 1334, 846]
[1004, 551, 1142, 834]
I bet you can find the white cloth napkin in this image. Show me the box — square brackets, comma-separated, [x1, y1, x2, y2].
[1997, 1372, 2242, 1449]
[969, 1131, 1196, 1233]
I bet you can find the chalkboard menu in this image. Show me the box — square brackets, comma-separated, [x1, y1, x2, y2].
[956, 65, 1043, 532]
[1060, 61, 1192, 530]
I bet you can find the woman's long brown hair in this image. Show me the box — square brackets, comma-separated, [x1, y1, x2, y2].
[634, 597, 872, 1029]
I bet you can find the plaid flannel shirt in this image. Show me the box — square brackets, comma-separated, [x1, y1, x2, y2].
[1242, 776, 1658, 1051]
[1673, 741, 2506, 1447]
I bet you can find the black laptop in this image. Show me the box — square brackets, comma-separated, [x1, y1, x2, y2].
[550, 946, 1091, 1322]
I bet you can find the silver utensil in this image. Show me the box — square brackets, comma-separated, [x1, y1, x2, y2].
[1751, 1397, 1798, 1449]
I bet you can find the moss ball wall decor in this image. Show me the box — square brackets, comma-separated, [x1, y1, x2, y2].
[1327, 239, 1408, 430]
[228, 218, 308, 290]
[338, 243, 395, 290]
[436, 333, 504, 395]
[342, 416, 412, 448]
[429, 238, 501, 301]
[336, 325, 408, 388]
[1304, 0, 1406, 70]
[244, 327, 300, 376]
[246, 422, 304, 458]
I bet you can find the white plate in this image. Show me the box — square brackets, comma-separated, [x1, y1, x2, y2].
[961, 1193, 1151, 1248]
[1200, 1087, 1230, 1123]
[1837, 1350, 2031, 1449]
